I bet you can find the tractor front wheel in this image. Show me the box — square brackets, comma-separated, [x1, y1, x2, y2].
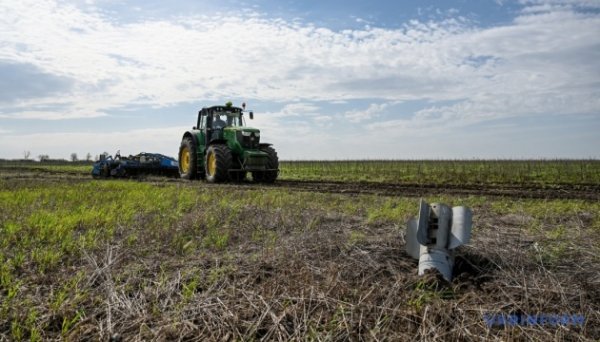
[205, 144, 232, 183]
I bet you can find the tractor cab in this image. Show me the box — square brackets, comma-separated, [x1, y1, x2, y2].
[196, 106, 248, 144]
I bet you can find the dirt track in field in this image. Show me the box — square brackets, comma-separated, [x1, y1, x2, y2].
[218, 179, 600, 201]
[1, 166, 599, 200]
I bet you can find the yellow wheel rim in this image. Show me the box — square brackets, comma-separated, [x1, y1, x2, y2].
[207, 151, 217, 176]
[181, 147, 190, 173]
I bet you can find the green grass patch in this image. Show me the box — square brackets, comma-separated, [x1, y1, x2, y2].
[279, 159, 600, 186]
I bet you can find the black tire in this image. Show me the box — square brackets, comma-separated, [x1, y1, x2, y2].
[205, 144, 232, 183]
[179, 137, 197, 180]
[252, 146, 279, 183]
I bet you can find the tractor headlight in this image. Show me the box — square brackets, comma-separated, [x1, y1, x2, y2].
[241, 131, 252, 137]
[255, 132, 260, 137]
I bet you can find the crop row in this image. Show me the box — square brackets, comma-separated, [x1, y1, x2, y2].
[279, 159, 600, 185]
[1, 159, 599, 185]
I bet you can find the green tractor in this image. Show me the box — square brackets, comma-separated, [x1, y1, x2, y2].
[178, 103, 279, 183]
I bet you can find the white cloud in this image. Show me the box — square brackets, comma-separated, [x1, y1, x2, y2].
[0, 126, 188, 159]
[0, 0, 597, 149]
[344, 103, 391, 123]
[369, 91, 600, 132]
[0, 110, 107, 120]
[264, 103, 321, 118]
[0, 1, 598, 111]
[519, 0, 600, 8]
[313, 116, 332, 123]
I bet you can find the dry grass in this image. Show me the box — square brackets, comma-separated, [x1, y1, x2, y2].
[0, 171, 598, 341]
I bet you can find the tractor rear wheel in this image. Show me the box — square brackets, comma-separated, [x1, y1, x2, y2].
[205, 144, 232, 183]
[252, 146, 278, 183]
[179, 137, 198, 180]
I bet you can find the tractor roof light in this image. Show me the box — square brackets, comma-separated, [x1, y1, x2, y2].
[405, 199, 473, 281]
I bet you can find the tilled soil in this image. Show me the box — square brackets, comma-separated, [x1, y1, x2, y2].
[254, 180, 600, 200]
[2, 167, 598, 200]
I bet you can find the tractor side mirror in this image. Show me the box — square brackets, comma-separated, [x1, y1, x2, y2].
[249, 111, 254, 120]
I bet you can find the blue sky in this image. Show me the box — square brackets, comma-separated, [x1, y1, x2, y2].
[0, 0, 599, 160]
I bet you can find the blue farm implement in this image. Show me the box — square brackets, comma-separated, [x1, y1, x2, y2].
[92, 151, 179, 178]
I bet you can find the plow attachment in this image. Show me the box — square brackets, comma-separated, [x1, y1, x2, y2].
[92, 151, 179, 178]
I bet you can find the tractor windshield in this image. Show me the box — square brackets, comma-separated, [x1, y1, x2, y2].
[224, 112, 245, 127]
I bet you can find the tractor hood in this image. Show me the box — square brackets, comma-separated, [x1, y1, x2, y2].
[224, 126, 262, 150]
[224, 127, 260, 134]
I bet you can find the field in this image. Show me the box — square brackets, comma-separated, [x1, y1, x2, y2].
[0, 160, 599, 341]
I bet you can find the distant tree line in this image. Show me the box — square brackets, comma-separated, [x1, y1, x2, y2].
[10, 150, 97, 163]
